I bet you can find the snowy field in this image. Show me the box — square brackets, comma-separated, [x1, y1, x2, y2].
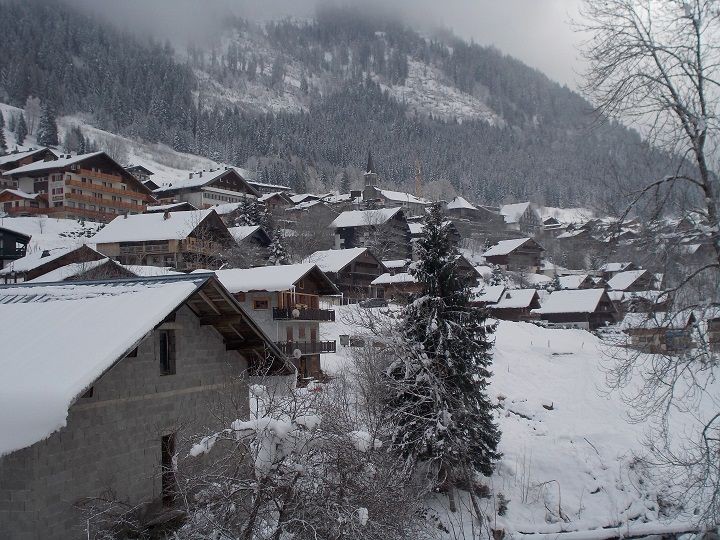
[320, 305, 679, 537]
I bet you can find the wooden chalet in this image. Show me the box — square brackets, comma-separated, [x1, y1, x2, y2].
[557, 274, 596, 290]
[213, 264, 340, 381]
[0, 244, 106, 283]
[3, 151, 156, 222]
[124, 164, 154, 183]
[620, 311, 696, 354]
[488, 288, 541, 321]
[371, 271, 421, 302]
[0, 225, 30, 270]
[597, 262, 636, 282]
[0, 147, 57, 188]
[0, 189, 48, 216]
[153, 167, 260, 209]
[25, 258, 137, 283]
[92, 209, 235, 271]
[483, 237, 544, 272]
[303, 247, 388, 301]
[329, 207, 411, 260]
[607, 269, 658, 292]
[145, 201, 198, 214]
[535, 289, 618, 330]
[500, 202, 543, 235]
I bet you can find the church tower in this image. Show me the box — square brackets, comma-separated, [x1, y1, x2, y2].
[362, 150, 380, 206]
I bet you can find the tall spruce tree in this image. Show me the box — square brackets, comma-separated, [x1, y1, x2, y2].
[385, 203, 501, 487]
[0, 112, 7, 155]
[268, 231, 289, 265]
[36, 105, 59, 147]
[15, 114, 27, 145]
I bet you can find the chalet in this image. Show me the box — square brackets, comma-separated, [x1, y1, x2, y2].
[382, 258, 410, 275]
[25, 258, 136, 283]
[0, 188, 48, 216]
[487, 288, 541, 321]
[408, 219, 462, 246]
[607, 269, 658, 292]
[285, 199, 340, 229]
[620, 311, 696, 353]
[0, 225, 30, 270]
[0, 274, 291, 539]
[211, 264, 340, 381]
[260, 191, 294, 214]
[145, 201, 198, 214]
[445, 196, 482, 220]
[228, 225, 272, 249]
[153, 167, 260, 208]
[483, 237, 544, 272]
[329, 207, 411, 260]
[500, 202, 543, 235]
[303, 247, 387, 301]
[0, 244, 106, 283]
[534, 289, 618, 330]
[557, 274, 596, 290]
[371, 272, 421, 302]
[290, 193, 323, 205]
[0, 147, 57, 187]
[3, 151, 156, 222]
[125, 164, 154, 183]
[598, 261, 636, 281]
[618, 290, 670, 314]
[92, 209, 235, 271]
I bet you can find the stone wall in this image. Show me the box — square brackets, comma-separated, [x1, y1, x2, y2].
[0, 305, 250, 540]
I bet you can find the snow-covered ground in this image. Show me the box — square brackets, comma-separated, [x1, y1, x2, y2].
[0, 216, 103, 252]
[320, 305, 673, 536]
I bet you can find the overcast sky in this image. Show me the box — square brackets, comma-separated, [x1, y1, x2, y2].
[65, 0, 585, 88]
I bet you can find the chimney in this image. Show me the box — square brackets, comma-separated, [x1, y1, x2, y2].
[123, 213, 128, 219]
[41, 249, 51, 258]
[199, 171, 203, 178]
[163, 211, 171, 220]
[189, 172, 194, 179]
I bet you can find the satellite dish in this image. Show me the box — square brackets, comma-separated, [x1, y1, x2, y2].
[292, 348, 303, 360]
[292, 308, 301, 318]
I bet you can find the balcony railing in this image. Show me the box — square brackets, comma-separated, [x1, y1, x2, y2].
[273, 307, 335, 321]
[275, 340, 336, 356]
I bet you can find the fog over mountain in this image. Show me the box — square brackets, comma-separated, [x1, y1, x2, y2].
[62, 0, 583, 87]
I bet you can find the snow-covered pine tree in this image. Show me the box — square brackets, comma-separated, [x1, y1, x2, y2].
[489, 265, 506, 286]
[268, 231, 289, 265]
[0, 112, 7, 155]
[385, 203, 501, 488]
[36, 105, 59, 147]
[549, 272, 561, 292]
[15, 114, 27, 146]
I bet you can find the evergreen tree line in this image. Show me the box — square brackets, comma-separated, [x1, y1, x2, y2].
[0, 0, 675, 209]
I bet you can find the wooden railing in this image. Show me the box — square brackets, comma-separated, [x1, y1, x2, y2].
[67, 178, 155, 203]
[272, 307, 335, 321]
[275, 340, 336, 355]
[65, 192, 146, 213]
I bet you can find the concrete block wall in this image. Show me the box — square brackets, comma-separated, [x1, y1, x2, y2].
[0, 305, 250, 540]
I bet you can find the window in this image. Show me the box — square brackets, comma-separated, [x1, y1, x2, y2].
[299, 326, 306, 339]
[159, 330, 176, 375]
[161, 433, 176, 506]
[253, 298, 269, 310]
[126, 346, 138, 358]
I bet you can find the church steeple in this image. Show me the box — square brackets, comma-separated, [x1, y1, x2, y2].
[366, 150, 375, 174]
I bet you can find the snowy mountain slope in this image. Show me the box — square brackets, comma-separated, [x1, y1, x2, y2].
[320, 307, 686, 535]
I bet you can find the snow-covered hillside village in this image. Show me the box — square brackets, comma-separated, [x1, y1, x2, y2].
[1, 1, 720, 539]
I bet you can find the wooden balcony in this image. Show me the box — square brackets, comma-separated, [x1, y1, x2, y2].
[67, 177, 155, 203]
[65, 192, 146, 213]
[272, 307, 335, 321]
[275, 340, 336, 355]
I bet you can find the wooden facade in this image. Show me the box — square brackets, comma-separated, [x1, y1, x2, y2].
[0, 226, 30, 270]
[332, 208, 412, 260]
[154, 168, 260, 209]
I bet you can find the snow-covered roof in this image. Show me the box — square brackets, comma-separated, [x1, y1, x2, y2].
[471, 284, 506, 304]
[607, 270, 649, 291]
[0, 147, 55, 167]
[493, 288, 539, 309]
[446, 196, 478, 211]
[619, 311, 694, 331]
[288, 200, 323, 211]
[210, 264, 339, 294]
[290, 193, 320, 204]
[382, 259, 409, 269]
[536, 289, 609, 314]
[558, 275, 590, 290]
[0, 189, 42, 200]
[153, 168, 258, 196]
[408, 222, 423, 235]
[247, 180, 291, 191]
[228, 225, 263, 243]
[302, 247, 369, 273]
[91, 209, 216, 244]
[145, 202, 198, 212]
[25, 259, 114, 283]
[598, 262, 633, 273]
[121, 264, 184, 277]
[3, 152, 105, 175]
[483, 238, 533, 257]
[259, 191, 290, 203]
[0, 245, 100, 275]
[371, 272, 417, 285]
[0, 275, 211, 456]
[329, 207, 402, 228]
[379, 189, 430, 205]
[500, 202, 532, 224]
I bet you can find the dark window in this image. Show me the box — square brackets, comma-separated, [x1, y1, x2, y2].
[159, 330, 176, 375]
[161, 433, 176, 506]
[253, 298, 269, 310]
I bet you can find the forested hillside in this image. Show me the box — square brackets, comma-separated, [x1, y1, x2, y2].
[0, 0, 671, 207]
